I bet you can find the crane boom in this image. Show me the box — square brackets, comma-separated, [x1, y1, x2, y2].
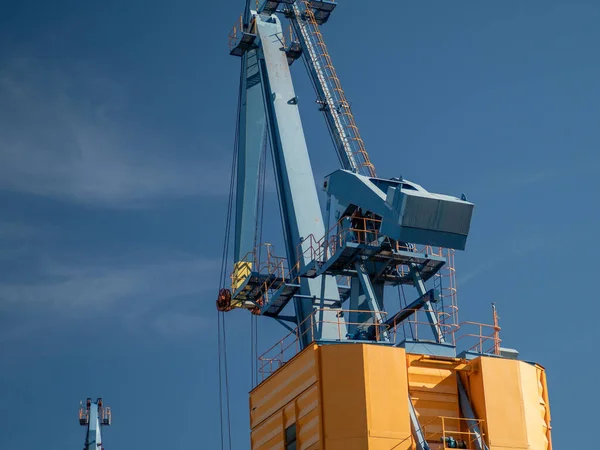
[78, 398, 111, 450]
[288, 1, 376, 176]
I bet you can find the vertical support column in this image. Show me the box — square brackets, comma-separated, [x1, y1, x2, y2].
[410, 264, 444, 343]
[254, 13, 346, 346]
[234, 48, 267, 264]
[85, 402, 103, 450]
[408, 397, 430, 450]
[457, 377, 489, 450]
[354, 261, 389, 342]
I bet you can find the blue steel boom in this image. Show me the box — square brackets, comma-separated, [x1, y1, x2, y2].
[78, 398, 111, 450]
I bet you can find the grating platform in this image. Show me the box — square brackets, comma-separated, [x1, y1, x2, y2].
[299, 242, 446, 285]
[230, 32, 257, 57]
[260, 0, 294, 16]
[308, 0, 337, 25]
[232, 271, 300, 317]
[261, 282, 301, 317]
[285, 41, 303, 66]
[232, 272, 274, 304]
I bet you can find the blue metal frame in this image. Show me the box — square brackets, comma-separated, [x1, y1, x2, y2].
[252, 12, 346, 345]
[234, 48, 266, 262]
[79, 398, 110, 450]
[228, 5, 475, 351]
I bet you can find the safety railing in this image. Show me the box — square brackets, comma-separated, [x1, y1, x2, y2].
[454, 321, 501, 356]
[389, 305, 501, 355]
[296, 216, 461, 341]
[421, 416, 486, 449]
[257, 308, 389, 381]
[389, 307, 459, 344]
[297, 214, 385, 264]
[228, 14, 244, 52]
[257, 307, 502, 383]
[230, 243, 300, 310]
[102, 407, 112, 426]
[299, 215, 451, 264]
[78, 408, 88, 425]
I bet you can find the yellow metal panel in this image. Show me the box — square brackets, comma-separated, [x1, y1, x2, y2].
[251, 410, 284, 450]
[231, 260, 252, 292]
[537, 366, 553, 449]
[468, 357, 529, 449]
[407, 354, 460, 441]
[519, 362, 550, 450]
[250, 344, 319, 428]
[297, 385, 321, 449]
[364, 345, 412, 450]
[320, 344, 368, 447]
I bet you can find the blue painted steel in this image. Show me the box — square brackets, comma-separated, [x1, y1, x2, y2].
[253, 12, 346, 345]
[260, 282, 301, 316]
[287, 3, 368, 175]
[397, 340, 457, 358]
[324, 169, 474, 251]
[353, 261, 388, 341]
[307, 0, 337, 25]
[258, 0, 295, 16]
[384, 289, 439, 327]
[86, 405, 101, 450]
[228, 4, 476, 351]
[243, 0, 253, 28]
[235, 48, 267, 262]
[80, 398, 109, 450]
[410, 264, 445, 343]
[457, 377, 489, 450]
[409, 397, 431, 450]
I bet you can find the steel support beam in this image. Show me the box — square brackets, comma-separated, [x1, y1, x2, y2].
[254, 13, 345, 345]
[234, 48, 267, 263]
[408, 397, 430, 450]
[354, 261, 388, 342]
[410, 263, 444, 343]
[457, 376, 489, 450]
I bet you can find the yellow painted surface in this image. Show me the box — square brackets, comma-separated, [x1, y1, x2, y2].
[363, 345, 412, 450]
[231, 260, 252, 292]
[250, 344, 320, 450]
[249, 345, 552, 450]
[320, 344, 368, 448]
[406, 354, 460, 442]
[467, 356, 552, 450]
[519, 363, 551, 450]
[250, 344, 412, 450]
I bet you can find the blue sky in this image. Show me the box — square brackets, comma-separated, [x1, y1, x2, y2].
[1, 1, 598, 448]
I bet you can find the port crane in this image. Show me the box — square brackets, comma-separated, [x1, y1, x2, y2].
[218, 1, 553, 449]
[78, 398, 111, 450]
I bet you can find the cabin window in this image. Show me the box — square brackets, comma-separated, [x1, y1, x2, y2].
[285, 423, 297, 450]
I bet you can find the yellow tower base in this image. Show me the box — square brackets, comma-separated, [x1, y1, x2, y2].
[249, 344, 552, 450]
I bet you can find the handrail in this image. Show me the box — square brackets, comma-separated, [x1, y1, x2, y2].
[421, 415, 486, 448]
[454, 321, 502, 355]
[257, 308, 390, 380]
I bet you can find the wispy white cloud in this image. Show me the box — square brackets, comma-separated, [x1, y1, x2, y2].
[0, 253, 217, 311]
[0, 250, 221, 340]
[0, 57, 230, 207]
